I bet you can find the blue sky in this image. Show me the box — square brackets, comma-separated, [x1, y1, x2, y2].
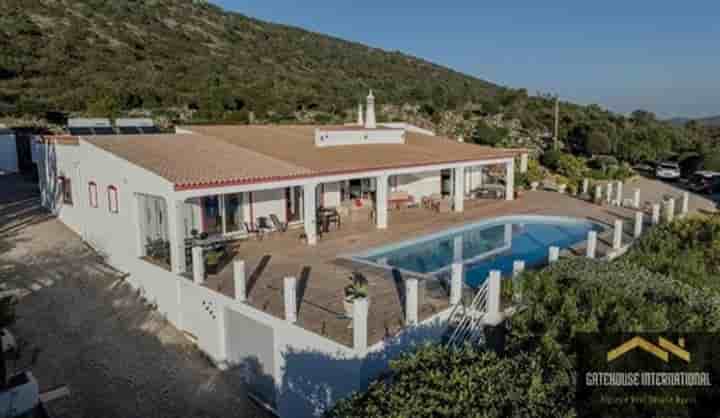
[214, 1, 720, 118]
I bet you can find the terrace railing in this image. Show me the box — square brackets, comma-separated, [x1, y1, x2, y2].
[446, 281, 489, 348]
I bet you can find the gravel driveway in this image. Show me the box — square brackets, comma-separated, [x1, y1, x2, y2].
[0, 174, 270, 418]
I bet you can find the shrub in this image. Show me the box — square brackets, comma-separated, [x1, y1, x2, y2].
[327, 345, 574, 418]
[555, 153, 586, 182]
[329, 257, 720, 417]
[540, 150, 563, 171]
[585, 130, 612, 155]
[626, 216, 720, 293]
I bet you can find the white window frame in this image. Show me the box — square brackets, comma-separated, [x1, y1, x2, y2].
[108, 185, 119, 214]
[88, 181, 98, 208]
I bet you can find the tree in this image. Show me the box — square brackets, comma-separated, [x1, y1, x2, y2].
[471, 120, 508, 147]
[585, 130, 612, 155]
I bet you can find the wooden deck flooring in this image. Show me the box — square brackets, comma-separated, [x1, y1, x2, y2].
[203, 191, 639, 347]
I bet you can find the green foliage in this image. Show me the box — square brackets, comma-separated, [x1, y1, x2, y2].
[470, 120, 509, 146]
[0, 296, 16, 328]
[555, 153, 586, 183]
[0, 0, 500, 121]
[329, 255, 720, 417]
[585, 130, 612, 155]
[702, 148, 720, 171]
[626, 216, 720, 293]
[540, 150, 563, 171]
[327, 345, 574, 418]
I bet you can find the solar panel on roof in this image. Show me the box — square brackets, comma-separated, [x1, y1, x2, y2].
[69, 127, 94, 136]
[118, 126, 143, 135]
[139, 126, 161, 134]
[92, 127, 117, 135]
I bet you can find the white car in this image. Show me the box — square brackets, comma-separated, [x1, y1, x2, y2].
[655, 162, 681, 180]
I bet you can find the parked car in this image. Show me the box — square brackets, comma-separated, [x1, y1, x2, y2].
[655, 162, 681, 180]
[689, 171, 720, 194]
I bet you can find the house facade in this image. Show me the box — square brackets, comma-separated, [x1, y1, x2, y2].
[36, 93, 528, 417]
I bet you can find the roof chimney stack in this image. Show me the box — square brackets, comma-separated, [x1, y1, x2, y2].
[365, 90, 376, 129]
[357, 103, 364, 126]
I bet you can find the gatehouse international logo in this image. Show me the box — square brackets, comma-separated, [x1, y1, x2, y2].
[607, 336, 690, 363]
[576, 333, 720, 417]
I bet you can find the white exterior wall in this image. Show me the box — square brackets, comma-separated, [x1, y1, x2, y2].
[321, 182, 341, 207]
[38, 140, 513, 417]
[464, 166, 484, 195]
[37, 139, 173, 267]
[0, 134, 18, 173]
[251, 188, 287, 223]
[393, 171, 441, 200]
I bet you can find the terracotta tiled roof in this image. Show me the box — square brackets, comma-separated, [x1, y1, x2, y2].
[83, 126, 523, 190]
[85, 134, 313, 189]
[186, 125, 521, 175]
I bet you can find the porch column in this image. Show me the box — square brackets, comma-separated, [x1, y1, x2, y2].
[167, 199, 187, 274]
[453, 167, 465, 212]
[303, 183, 318, 245]
[376, 174, 389, 229]
[505, 159, 515, 201]
[519, 153, 528, 173]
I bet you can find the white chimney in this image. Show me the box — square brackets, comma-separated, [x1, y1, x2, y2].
[357, 103, 364, 126]
[365, 90, 376, 129]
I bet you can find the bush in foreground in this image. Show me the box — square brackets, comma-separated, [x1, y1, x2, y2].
[328, 258, 720, 417]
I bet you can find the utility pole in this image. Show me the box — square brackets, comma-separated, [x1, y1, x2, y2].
[553, 96, 560, 150]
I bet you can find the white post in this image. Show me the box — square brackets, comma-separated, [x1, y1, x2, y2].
[582, 179, 589, 195]
[548, 246, 560, 263]
[450, 262, 463, 305]
[233, 259, 246, 302]
[453, 167, 465, 212]
[633, 188, 641, 209]
[665, 199, 675, 222]
[681, 192, 689, 217]
[520, 153, 528, 173]
[376, 174, 389, 229]
[353, 298, 369, 352]
[652, 203, 661, 225]
[613, 219, 623, 250]
[505, 159, 515, 201]
[283, 276, 297, 323]
[615, 181, 623, 206]
[634, 211, 644, 239]
[586, 230, 597, 259]
[512, 260, 525, 277]
[192, 246, 205, 284]
[405, 278, 418, 325]
[594, 185, 602, 203]
[167, 200, 187, 274]
[605, 182, 613, 205]
[303, 183, 317, 245]
[485, 270, 502, 326]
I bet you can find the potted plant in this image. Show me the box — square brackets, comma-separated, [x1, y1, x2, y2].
[530, 181, 540, 191]
[343, 272, 369, 318]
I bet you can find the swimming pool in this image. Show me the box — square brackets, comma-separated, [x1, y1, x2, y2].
[349, 215, 604, 288]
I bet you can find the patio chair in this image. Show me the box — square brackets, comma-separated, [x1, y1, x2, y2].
[244, 222, 264, 240]
[257, 217, 274, 234]
[269, 214, 288, 232]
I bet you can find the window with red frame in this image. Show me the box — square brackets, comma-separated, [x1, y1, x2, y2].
[60, 176, 73, 205]
[107, 185, 119, 213]
[88, 182, 98, 208]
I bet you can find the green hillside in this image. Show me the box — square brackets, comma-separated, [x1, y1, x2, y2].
[0, 0, 502, 120]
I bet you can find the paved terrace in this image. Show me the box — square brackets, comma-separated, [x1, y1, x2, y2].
[203, 185, 709, 347]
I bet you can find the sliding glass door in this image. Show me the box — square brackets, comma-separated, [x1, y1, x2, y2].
[202, 193, 245, 236]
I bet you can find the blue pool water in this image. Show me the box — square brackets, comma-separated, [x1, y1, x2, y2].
[352, 216, 604, 288]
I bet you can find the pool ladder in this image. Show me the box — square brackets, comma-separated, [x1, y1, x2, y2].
[446, 281, 489, 348]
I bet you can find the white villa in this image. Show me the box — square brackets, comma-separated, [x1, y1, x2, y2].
[36, 92, 528, 417]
